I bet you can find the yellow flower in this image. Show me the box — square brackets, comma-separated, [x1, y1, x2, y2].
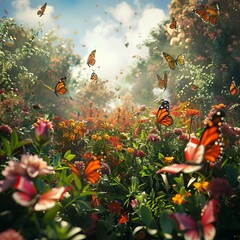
[104, 134, 110, 140]
[75, 125, 81, 130]
[69, 119, 75, 124]
[91, 134, 97, 140]
[59, 121, 66, 128]
[193, 181, 209, 192]
[63, 132, 69, 138]
[116, 145, 123, 151]
[127, 147, 134, 154]
[78, 121, 84, 127]
[97, 136, 102, 141]
[70, 134, 75, 141]
[172, 192, 191, 205]
[164, 156, 174, 163]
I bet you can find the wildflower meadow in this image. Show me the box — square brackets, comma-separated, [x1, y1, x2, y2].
[0, 0, 240, 239]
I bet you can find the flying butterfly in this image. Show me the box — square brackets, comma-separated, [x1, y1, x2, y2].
[169, 17, 177, 30]
[170, 199, 218, 240]
[230, 80, 239, 96]
[157, 73, 168, 91]
[42, 77, 67, 97]
[156, 100, 173, 127]
[90, 72, 98, 84]
[157, 110, 225, 174]
[87, 50, 96, 67]
[163, 52, 185, 70]
[193, 5, 218, 25]
[37, 3, 47, 17]
[65, 156, 102, 185]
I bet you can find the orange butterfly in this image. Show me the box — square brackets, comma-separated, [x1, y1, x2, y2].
[37, 3, 47, 17]
[169, 17, 177, 29]
[157, 73, 168, 91]
[87, 50, 96, 67]
[90, 72, 98, 84]
[65, 156, 102, 185]
[230, 80, 239, 95]
[156, 100, 173, 127]
[157, 110, 225, 174]
[42, 77, 67, 97]
[193, 5, 218, 25]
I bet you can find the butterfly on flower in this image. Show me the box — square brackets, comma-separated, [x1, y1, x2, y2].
[193, 5, 218, 25]
[65, 156, 102, 185]
[170, 199, 218, 240]
[37, 3, 47, 17]
[163, 52, 186, 70]
[87, 50, 96, 67]
[156, 100, 173, 127]
[157, 73, 168, 91]
[13, 176, 69, 211]
[169, 17, 177, 30]
[230, 80, 239, 96]
[157, 110, 225, 174]
[90, 72, 98, 84]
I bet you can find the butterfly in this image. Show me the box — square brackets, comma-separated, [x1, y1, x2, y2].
[13, 176, 69, 211]
[90, 72, 98, 84]
[193, 5, 218, 25]
[37, 3, 47, 17]
[156, 100, 173, 127]
[163, 52, 185, 70]
[157, 73, 168, 91]
[230, 80, 239, 96]
[170, 17, 177, 29]
[65, 156, 102, 185]
[42, 77, 67, 97]
[170, 199, 218, 240]
[87, 50, 96, 67]
[125, 42, 129, 48]
[157, 110, 225, 174]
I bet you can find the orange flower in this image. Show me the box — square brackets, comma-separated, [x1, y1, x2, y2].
[118, 214, 128, 224]
[185, 109, 200, 118]
[91, 134, 97, 140]
[116, 144, 123, 151]
[104, 134, 110, 140]
[97, 136, 102, 141]
[164, 156, 174, 163]
[63, 132, 69, 138]
[70, 134, 75, 141]
[193, 181, 209, 192]
[172, 192, 191, 205]
[127, 147, 134, 154]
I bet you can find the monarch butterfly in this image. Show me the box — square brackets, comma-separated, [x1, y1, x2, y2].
[193, 5, 218, 25]
[169, 17, 177, 30]
[42, 77, 67, 97]
[90, 72, 98, 84]
[87, 50, 96, 67]
[13, 176, 69, 211]
[163, 52, 185, 70]
[157, 73, 168, 91]
[230, 80, 239, 96]
[170, 199, 218, 240]
[157, 110, 225, 174]
[37, 3, 47, 17]
[156, 100, 173, 127]
[65, 156, 102, 185]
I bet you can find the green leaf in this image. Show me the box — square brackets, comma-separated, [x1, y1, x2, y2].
[159, 210, 174, 234]
[15, 139, 32, 149]
[10, 130, 18, 151]
[73, 173, 82, 190]
[43, 205, 60, 222]
[64, 150, 76, 161]
[140, 205, 153, 227]
[1, 137, 11, 157]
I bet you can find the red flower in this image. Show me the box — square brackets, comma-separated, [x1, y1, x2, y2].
[108, 201, 122, 214]
[118, 213, 128, 224]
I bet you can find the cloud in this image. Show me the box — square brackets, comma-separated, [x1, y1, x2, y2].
[80, 2, 167, 86]
[12, 0, 56, 32]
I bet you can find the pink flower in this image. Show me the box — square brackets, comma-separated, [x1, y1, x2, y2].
[32, 118, 53, 146]
[0, 124, 12, 138]
[146, 134, 161, 142]
[0, 155, 54, 192]
[130, 199, 139, 208]
[13, 176, 69, 211]
[0, 229, 25, 240]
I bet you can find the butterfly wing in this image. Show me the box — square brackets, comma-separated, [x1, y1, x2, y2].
[170, 18, 177, 29]
[65, 160, 80, 176]
[230, 81, 239, 95]
[193, 8, 209, 23]
[163, 52, 176, 70]
[37, 3, 47, 17]
[12, 176, 37, 206]
[201, 199, 218, 240]
[156, 100, 173, 127]
[157, 74, 167, 90]
[176, 53, 185, 66]
[90, 72, 98, 83]
[55, 77, 67, 96]
[84, 159, 101, 184]
[87, 50, 96, 67]
[208, 15, 217, 25]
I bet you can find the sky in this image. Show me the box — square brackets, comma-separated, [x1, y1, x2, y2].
[1, 0, 171, 93]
